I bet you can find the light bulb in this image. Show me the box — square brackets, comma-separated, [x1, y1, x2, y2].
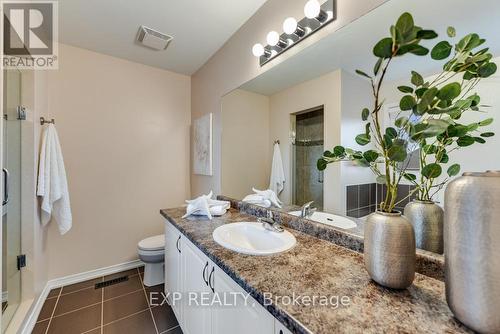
[304, 0, 321, 19]
[266, 31, 280, 46]
[283, 17, 298, 35]
[252, 43, 264, 57]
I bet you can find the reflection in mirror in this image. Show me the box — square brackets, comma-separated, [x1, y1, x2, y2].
[221, 0, 500, 256]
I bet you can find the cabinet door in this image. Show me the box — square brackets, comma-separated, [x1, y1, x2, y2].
[275, 319, 293, 334]
[211, 266, 274, 334]
[181, 241, 212, 334]
[165, 222, 182, 320]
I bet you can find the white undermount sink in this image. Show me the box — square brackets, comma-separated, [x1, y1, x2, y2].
[289, 211, 357, 230]
[213, 222, 296, 256]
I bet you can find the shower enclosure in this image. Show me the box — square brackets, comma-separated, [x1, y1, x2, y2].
[292, 107, 324, 210]
[2, 69, 24, 331]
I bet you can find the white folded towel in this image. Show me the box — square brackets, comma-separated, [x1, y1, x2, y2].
[37, 124, 73, 235]
[269, 142, 285, 195]
[183, 191, 230, 219]
[242, 188, 282, 208]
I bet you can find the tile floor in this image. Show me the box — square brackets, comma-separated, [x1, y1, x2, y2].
[32, 266, 182, 334]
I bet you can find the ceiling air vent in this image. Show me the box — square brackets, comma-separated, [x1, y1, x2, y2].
[137, 26, 173, 50]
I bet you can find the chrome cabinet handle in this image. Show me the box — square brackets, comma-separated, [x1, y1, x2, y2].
[176, 236, 181, 253]
[202, 261, 209, 286]
[208, 267, 215, 292]
[2, 168, 9, 206]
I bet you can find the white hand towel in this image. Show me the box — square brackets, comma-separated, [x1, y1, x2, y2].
[242, 188, 282, 208]
[37, 124, 72, 235]
[269, 143, 285, 195]
[183, 192, 230, 219]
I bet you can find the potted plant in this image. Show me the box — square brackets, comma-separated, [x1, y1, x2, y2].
[396, 29, 496, 255]
[317, 12, 496, 289]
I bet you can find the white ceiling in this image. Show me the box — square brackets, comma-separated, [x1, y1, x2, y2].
[241, 0, 500, 95]
[59, 0, 268, 75]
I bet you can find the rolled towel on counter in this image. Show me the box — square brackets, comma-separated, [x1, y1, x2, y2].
[182, 191, 230, 219]
[242, 188, 282, 208]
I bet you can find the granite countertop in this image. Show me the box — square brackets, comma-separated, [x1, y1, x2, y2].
[160, 207, 469, 334]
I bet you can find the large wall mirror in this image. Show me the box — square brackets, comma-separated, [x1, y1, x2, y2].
[220, 0, 500, 256]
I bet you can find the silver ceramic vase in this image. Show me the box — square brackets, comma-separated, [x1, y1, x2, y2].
[445, 171, 500, 334]
[404, 200, 444, 254]
[364, 211, 416, 289]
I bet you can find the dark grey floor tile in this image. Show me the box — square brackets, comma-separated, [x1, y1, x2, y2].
[32, 320, 49, 334]
[38, 297, 58, 321]
[61, 278, 103, 295]
[103, 309, 156, 334]
[104, 275, 143, 300]
[103, 290, 149, 324]
[152, 304, 178, 333]
[48, 304, 101, 334]
[54, 286, 102, 316]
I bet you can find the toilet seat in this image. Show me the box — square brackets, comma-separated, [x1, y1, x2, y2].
[138, 234, 165, 251]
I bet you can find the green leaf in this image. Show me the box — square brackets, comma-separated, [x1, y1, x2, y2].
[385, 127, 398, 139]
[395, 12, 414, 38]
[457, 33, 484, 52]
[417, 30, 438, 40]
[478, 63, 497, 78]
[411, 71, 424, 86]
[355, 69, 371, 79]
[481, 132, 495, 137]
[388, 145, 407, 162]
[457, 136, 475, 147]
[447, 26, 456, 38]
[363, 150, 379, 163]
[397, 44, 429, 56]
[447, 124, 469, 137]
[422, 163, 442, 179]
[355, 134, 371, 146]
[474, 137, 486, 144]
[317, 158, 328, 171]
[403, 173, 417, 182]
[398, 86, 414, 93]
[395, 116, 409, 128]
[333, 146, 346, 157]
[361, 108, 370, 121]
[373, 38, 394, 58]
[447, 164, 461, 177]
[423, 144, 437, 154]
[415, 87, 427, 98]
[431, 41, 452, 60]
[400, 95, 416, 111]
[438, 153, 449, 163]
[437, 82, 461, 101]
[417, 87, 438, 114]
[479, 118, 493, 126]
[374, 58, 383, 76]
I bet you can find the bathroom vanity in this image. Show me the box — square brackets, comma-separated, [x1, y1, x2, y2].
[161, 205, 470, 334]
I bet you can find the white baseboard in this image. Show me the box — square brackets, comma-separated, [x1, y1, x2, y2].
[18, 259, 144, 334]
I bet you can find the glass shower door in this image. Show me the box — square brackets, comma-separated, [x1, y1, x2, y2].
[2, 69, 23, 332]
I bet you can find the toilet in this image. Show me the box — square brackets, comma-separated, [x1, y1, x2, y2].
[137, 234, 165, 287]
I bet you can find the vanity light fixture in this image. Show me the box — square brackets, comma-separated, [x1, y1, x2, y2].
[251, 0, 336, 66]
[283, 17, 305, 37]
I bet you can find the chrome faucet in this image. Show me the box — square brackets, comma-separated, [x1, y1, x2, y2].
[259, 211, 284, 233]
[300, 201, 316, 218]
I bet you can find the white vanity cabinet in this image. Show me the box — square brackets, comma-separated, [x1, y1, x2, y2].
[164, 221, 277, 334]
[211, 265, 274, 334]
[164, 221, 183, 321]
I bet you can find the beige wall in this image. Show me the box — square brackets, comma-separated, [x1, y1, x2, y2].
[221, 89, 270, 199]
[42, 44, 191, 279]
[191, 0, 388, 197]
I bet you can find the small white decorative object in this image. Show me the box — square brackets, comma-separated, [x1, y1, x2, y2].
[193, 113, 213, 175]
